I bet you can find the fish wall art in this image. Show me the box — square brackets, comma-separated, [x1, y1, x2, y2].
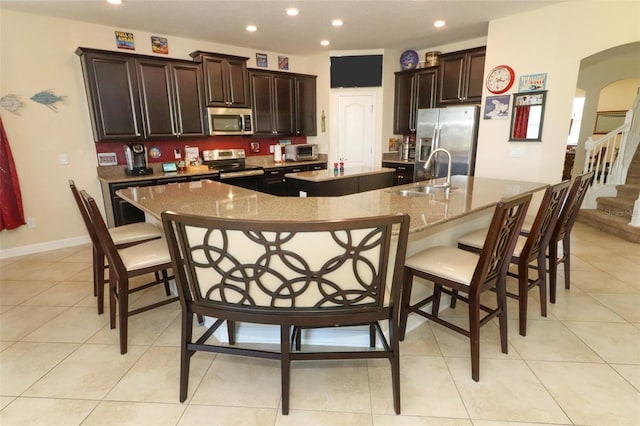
[0, 94, 24, 115]
[30, 90, 66, 112]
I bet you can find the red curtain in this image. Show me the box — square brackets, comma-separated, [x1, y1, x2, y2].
[513, 105, 531, 139]
[0, 116, 26, 230]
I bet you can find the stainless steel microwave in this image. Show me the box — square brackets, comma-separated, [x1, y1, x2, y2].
[207, 107, 253, 136]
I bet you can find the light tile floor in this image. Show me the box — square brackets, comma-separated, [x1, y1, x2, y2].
[1, 223, 639, 425]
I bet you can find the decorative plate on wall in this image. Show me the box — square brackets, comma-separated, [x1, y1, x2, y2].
[400, 50, 419, 70]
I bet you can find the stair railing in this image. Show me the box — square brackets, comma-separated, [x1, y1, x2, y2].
[583, 94, 638, 186]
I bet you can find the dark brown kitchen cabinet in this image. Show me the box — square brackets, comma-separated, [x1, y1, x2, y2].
[294, 75, 317, 136]
[76, 47, 144, 141]
[76, 47, 205, 141]
[190, 52, 250, 107]
[393, 67, 438, 134]
[136, 58, 206, 138]
[438, 47, 486, 105]
[382, 162, 415, 186]
[249, 70, 295, 136]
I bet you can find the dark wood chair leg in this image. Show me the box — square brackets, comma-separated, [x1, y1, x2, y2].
[449, 290, 458, 308]
[537, 254, 547, 318]
[563, 235, 571, 290]
[549, 242, 558, 304]
[369, 324, 376, 348]
[468, 294, 481, 382]
[399, 268, 414, 341]
[159, 270, 171, 296]
[496, 279, 508, 354]
[518, 265, 529, 336]
[431, 284, 442, 316]
[227, 321, 236, 345]
[109, 265, 117, 329]
[119, 276, 129, 355]
[390, 324, 401, 414]
[179, 310, 194, 402]
[95, 249, 105, 315]
[280, 325, 291, 415]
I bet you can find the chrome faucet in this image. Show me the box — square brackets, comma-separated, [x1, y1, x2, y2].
[423, 148, 452, 188]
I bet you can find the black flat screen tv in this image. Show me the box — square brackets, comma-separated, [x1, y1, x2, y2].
[330, 55, 383, 88]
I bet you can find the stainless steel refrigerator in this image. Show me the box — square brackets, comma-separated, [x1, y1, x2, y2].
[414, 105, 480, 182]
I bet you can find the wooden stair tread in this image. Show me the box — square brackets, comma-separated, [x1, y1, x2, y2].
[577, 209, 640, 243]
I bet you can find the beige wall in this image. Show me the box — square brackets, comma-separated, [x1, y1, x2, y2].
[1, 2, 639, 257]
[597, 79, 640, 111]
[475, 1, 640, 184]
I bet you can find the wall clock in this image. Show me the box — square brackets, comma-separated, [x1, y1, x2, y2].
[400, 50, 419, 70]
[486, 65, 515, 94]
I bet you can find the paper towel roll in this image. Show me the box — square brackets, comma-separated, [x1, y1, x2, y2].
[273, 145, 282, 162]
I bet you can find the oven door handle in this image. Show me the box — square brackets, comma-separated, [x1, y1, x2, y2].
[219, 169, 265, 179]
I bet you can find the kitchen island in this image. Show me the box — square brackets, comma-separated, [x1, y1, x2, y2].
[286, 166, 394, 196]
[116, 175, 546, 345]
[117, 175, 545, 238]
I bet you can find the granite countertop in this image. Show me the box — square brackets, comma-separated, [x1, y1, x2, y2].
[286, 167, 394, 182]
[116, 175, 547, 235]
[381, 152, 414, 165]
[96, 155, 328, 184]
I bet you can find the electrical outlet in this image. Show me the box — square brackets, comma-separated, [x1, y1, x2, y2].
[58, 154, 69, 165]
[269, 145, 275, 153]
[510, 147, 525, 158]
[27, 217, 36, 228]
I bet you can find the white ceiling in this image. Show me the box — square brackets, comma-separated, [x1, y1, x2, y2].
[1, 0, 564, 55]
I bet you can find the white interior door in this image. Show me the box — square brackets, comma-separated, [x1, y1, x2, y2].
[336, 93, 375, 167]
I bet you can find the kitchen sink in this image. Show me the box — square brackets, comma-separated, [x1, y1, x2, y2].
[388, 184, 457, 197]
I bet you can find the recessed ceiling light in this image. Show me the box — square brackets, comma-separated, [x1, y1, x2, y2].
[286, 8, 299, 16]
[331, 19, 343, 27]
[246, 25, 257, 32]
[107, 0, 122, 4]
[320, 40, 330, 47]
[434, 20, 446, 28]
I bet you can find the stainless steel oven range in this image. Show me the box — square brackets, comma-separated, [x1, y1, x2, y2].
[201, 149, 264, 190]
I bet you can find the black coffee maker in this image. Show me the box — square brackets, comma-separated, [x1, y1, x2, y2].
[124, 143, 153, 176]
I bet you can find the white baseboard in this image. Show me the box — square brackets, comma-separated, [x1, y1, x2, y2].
[0, 235, 91, 260]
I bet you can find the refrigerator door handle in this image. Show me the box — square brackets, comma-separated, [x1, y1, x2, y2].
[434, 126, 440, 150]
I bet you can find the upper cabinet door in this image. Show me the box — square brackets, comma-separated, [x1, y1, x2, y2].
[226, 59, 250, 107]
[464, 50, 486, 102]
[393, 71, 416, 134]
[200, 54, 249, 107]
[171, 62, 206, 137]
[249, 71, 275, 135]
[393, 67, 438, 135]
[294, 75, 317, 136]
[438, 47, 486, 105]
[273, 74, 294, 135]
[137, 58, 176, 138]
[137, 58, 206, 139]
[77, 48, 144, 141]
[249, 70, 296, 136]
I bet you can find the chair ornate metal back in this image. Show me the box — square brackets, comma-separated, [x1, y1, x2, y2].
[549, 171, 594, 302]
[162, 211, 410, 415]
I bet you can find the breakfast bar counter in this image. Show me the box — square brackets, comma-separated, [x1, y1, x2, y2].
[116, 175, 546, 235]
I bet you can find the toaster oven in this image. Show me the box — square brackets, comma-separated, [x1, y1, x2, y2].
[284, 144, 318, 161]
